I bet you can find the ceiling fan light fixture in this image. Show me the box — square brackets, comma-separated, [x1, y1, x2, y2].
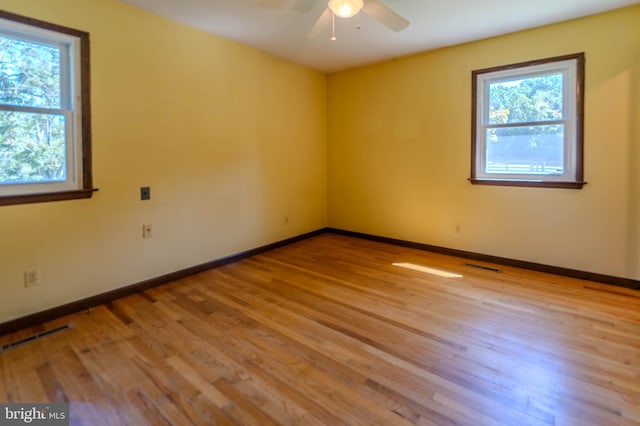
[328, 0, 364, 19]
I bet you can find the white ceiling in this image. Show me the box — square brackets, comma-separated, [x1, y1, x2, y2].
[117, 0, 639, 73]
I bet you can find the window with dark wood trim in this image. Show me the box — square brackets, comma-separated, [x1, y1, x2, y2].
[470, 53, 585, 189]
[0, 10, 95, 206]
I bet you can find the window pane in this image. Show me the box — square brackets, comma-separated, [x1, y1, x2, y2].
[0, 35, 61, 109]
[488, 74, 563, 125]
[0, 110, 66, 184]
[485, 125, 564, 175]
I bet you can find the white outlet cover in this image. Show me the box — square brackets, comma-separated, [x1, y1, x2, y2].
[24, 269, 40, 287]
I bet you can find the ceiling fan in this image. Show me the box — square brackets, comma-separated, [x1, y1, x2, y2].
[257, 0, 410, 39]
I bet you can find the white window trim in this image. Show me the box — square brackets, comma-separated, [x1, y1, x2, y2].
[470, 53, 585, 189]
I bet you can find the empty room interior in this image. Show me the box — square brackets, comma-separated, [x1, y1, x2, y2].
[0, 0, 639, 424]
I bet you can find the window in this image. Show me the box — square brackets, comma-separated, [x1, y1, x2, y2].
[0, 10, 93, 206]
[471, 53, 585, 189]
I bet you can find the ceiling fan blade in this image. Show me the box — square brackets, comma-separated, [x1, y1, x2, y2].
[362, 0, 409, 32]
[291, 0, 318, 12]
[306, 7, 333, 39]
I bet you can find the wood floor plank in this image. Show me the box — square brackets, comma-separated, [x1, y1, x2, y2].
[1, 233, 639, 425]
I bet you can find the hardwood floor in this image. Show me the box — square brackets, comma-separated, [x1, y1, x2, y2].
[1, 233, 639, 425]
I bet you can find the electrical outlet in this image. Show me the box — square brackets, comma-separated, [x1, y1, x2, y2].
[143, 224, 152, 238]
[24, 269, 40, 287]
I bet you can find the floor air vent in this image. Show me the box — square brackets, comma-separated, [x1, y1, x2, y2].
[1, 324, 72, 353]
[464, 263, 502, 273]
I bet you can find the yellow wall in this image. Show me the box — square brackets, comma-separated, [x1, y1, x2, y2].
[328, 5, 640, 279]
[1, 1, 638, 324]
[0, 0, 327, 323]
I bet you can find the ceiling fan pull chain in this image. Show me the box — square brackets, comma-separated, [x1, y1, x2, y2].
[357, 12, 361, 30]
[331, 12, 337, 40]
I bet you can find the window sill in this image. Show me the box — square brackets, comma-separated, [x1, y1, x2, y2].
[0, 188, 99, 207]
[469, 178, 586, 189]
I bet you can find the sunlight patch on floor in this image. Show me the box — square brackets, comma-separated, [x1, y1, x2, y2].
[393, 262, 463, 278]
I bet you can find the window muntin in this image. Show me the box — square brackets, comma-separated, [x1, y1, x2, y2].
[471, 54, 585, 189]
[0, 10, 93, 205]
